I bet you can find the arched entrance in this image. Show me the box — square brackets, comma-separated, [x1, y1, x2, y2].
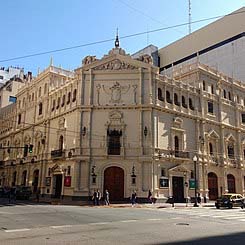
[104, 166, 124, 201]
[33, 170, 39, 193]
[53, 174, 63, 198]
[227, 174, 236, 193]
[208, 172, 218, 200]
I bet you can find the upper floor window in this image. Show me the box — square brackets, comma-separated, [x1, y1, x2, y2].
[182, 96, 187, 108]
[61, 94, 65, 107]
[158, 88, 164, 101]
[166, 90, 172, 104]
[38, 87, 42, 97]
[56, 97, 60, 109]
[189, 98, 194, 110]
[174, 93, 180, 106]
[223, 90, 227, 99]
[208, 101, 214, 114]
[107, 129, 121, 155]
[67, 92, 71, 104]
[9, 96, 16, 103]
[211, 85, 214, 94]
[51, 100, 55, 111]
[59, 135, 64, 151]
[209, 143, 213, 155]
[237, 95, 240, 104]
[32, 93, 34, 101]
[18, 114, 21, 124]
[72, 89, 77, 102]
[227, 144, 234, 159]
[203, 81, 206, 91]
[241, 113, 245, 124]
[44, 83, 47, 94]
[38, 102, 43, 115]
[228, 92, 232, 101]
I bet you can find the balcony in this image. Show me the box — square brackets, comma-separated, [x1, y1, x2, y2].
[156, 149, 190, 159]
[51, 149, 65, 159]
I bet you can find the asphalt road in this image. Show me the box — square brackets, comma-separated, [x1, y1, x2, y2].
[0, 201, 245, 244]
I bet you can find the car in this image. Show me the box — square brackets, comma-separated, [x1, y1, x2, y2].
[15, 186, 32, 200]
[215, 194, 245, 209]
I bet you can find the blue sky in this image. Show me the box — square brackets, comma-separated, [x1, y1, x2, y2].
[0, 0, 244, 74]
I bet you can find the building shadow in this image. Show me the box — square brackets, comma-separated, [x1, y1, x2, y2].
[154, 232, 245, 245]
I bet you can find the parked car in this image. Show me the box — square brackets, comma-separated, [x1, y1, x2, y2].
[215, 194, 245, 209]
[0, 187, 10, 198]
[15, 186, 32, 200]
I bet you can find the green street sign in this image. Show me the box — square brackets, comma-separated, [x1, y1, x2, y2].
[189, 179, 196, 189]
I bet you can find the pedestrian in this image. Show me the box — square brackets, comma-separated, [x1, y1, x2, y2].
[148, 190, 153, 204]
[96, 189, 101, 206]
[131, 191, 137, 207]
[104, 189, 110, 206]
[92, 190, 97, 206]
[36, 188, 40, 203]
[197, 192, 201, 204]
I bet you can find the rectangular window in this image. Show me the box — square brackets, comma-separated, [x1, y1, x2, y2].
[161, 168, 165, 177]
[159, 177, 169, 188]
[241, 113, 245, 124]
[9, 96, 17, 103]
[18, 114, 21, 124]
[208, 101, 214, 114]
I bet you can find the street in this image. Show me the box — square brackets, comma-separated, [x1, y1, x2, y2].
[0, 201, 245, 244]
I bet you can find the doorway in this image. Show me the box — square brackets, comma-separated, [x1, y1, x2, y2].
[104, 166, 124, 201]
[53, 174, 62, 198]
[208, 172, 218, 200]
[172, 176, 184, 202]
[33, 170, 39, 193]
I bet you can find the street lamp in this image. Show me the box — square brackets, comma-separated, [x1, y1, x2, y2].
[193, 155, 198, 207]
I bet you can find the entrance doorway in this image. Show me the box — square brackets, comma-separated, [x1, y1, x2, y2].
[33, 170, 39, 193]
[227, 174, 236, 193]
[172, 176, 184, 202]
[208, 172, 218, 200]
[53, 174, 62, 198]
[104, 166, 124, 201]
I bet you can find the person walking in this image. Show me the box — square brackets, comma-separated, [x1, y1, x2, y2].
[92, 190, 97, 206]
[96, 189, 101, 206]
[36, 188, 40, 203]
[131, 191, 137, 207]
[104, 189, 110, 206]
[148, 190, 153, 204]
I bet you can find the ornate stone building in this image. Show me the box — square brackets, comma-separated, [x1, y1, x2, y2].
[0, 40, 245, 202]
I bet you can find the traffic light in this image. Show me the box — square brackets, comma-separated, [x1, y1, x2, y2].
[24, 144, 28, 157]
[29, 144, 33, 153]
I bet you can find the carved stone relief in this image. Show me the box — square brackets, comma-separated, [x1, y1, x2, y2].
[82, 55, 97, 65]
[94, 59, 138, 70]
[102, 82, 130, 103]
[136, 54, 153, 65]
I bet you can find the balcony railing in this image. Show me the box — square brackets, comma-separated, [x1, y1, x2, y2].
[156, 149, 190, 159]
[51, 149, 65, 159]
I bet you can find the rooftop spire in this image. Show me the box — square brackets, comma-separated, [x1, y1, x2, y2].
[115, 28, 120, 48]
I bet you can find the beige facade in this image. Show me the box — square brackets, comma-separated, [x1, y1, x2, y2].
[0, 43, 245, 203]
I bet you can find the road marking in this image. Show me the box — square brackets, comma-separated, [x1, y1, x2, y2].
[89, 222, 109, 225]
[121, 220, 137, 223]
[147, 218, 161, 221]
[50, 225, 73, 229]
[5, 228, 30, 233]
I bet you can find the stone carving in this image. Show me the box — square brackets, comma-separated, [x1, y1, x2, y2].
[58, 117, 65, 129]
[137, 54, 153, 64]
[103, 82, 130, 103]
[96, 84, 101, 105]
[82, 55, 97, 65]
[94, 59, 137, 70]
[132, 85, 137, 104]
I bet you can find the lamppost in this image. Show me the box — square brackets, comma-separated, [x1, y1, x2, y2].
[193, 155, 198, 207]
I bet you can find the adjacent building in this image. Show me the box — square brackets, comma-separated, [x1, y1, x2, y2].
[0, 40, 245, 203]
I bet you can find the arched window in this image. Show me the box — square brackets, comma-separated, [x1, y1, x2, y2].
[227, 144, 234, 159]
[38, 102, 43, 115]
[228, 92, 232, 101]
[223, 90, 226, 98]
[21, 170, 27, 186]
[67, 92, 71, 104]
[158, 88, 163, 101]
[61, 94, 65, 107]
[209, 143, 213, 155]
[189, 98, 194, 110]
[227, 174, 236, 193]
[182, 96, 187, 108]
[174, 93, 179, 106]
[59, 135, 64, 151]
[166, 91, 172, 103]
[72, 89, 77, 102]
[203, 81, 206, 91]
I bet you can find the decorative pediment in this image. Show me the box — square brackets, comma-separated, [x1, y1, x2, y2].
[225, 133, 236, 142]
[94, 59, 138, 70]
[207, 130, 219, 139]
[173, 117, 183, 128]
[82, 55, 98, 65]
[34, 130, 43, 139]
[24, 134, 31, 144]
[168, 165, 190, 173]
[14, 137, 20, 145]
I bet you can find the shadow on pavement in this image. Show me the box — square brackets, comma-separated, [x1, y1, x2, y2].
[155, 232, 245, 245]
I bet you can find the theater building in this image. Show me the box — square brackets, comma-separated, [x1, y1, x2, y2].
[0, 39, 245, 202]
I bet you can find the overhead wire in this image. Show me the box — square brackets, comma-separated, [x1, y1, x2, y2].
[0, 9, 244, 63]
